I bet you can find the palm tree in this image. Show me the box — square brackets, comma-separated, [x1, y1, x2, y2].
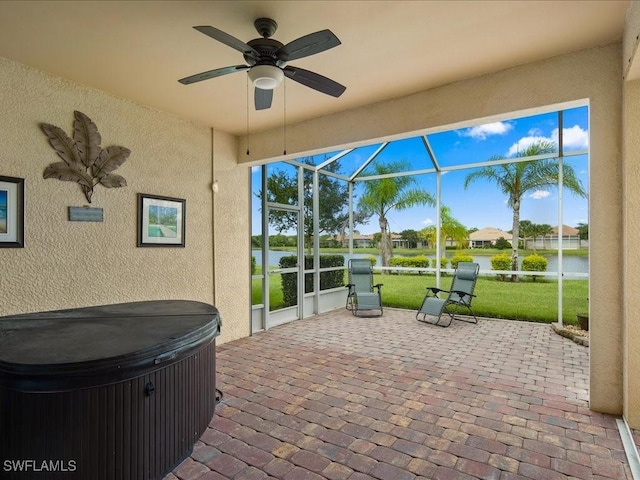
[464, 140, 587, 281]
[420, 206, 469, 249]
[518, 220, 534, 250]
[534, 223, 553, 250]
[358, 160, 435, 270]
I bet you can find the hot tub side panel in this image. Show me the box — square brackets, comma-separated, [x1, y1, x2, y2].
[0, 340, 216, 480]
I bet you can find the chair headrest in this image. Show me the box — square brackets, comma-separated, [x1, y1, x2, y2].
[456, 264, 478, 280]
[351, 264, 372, 274]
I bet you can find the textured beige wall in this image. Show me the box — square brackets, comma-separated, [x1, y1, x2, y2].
[241, 45, 624, 416]
[623, 79, 640, 427]
[623, 0, 640, 79]
[0, 57, 215, 317]
[212, 129, 251, 343]
[623, 0, 640, 430]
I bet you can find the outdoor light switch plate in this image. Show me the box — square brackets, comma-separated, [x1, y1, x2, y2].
[68, 206, 104, 222]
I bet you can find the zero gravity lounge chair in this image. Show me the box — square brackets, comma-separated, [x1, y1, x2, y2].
[416, 262, 479, 327]
[346, 258, 383, 316]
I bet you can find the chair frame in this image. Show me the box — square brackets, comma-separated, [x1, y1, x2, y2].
[416, 262, 479, 327]
[345, 258, 383, 317]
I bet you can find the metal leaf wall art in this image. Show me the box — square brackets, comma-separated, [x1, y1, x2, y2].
[41, 111, 130, 203]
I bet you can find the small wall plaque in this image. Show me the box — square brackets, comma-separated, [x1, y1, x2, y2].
[68, 207, 104, 222]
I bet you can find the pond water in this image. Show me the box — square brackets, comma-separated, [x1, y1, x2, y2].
[252, 250, 588, 278]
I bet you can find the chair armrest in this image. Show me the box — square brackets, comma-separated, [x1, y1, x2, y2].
[427, 287, 445, 295]
[373, 283, 383, 291]
[451, 290, 476, 298]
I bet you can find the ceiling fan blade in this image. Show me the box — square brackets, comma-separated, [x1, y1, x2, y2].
[276, 30, 341, 63]
[255, 88, 273, 110]
[178, 65, 249, 85]
[283, 66, 346, 97]
[193, 26, 260, 62]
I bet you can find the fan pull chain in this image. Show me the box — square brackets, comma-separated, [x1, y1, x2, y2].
[246, 74, 250, 156]
[283, 78, 287, 156]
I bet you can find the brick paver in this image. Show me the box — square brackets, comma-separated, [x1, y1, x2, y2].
[167, 308, 633, 479]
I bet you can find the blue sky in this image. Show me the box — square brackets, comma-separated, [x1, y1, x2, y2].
[252, 106, 589, 236]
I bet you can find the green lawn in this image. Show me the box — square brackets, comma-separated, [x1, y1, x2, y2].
[252, 270, 588, 324]
[268, 246, 589, 258]
[373, 273, 587, 323]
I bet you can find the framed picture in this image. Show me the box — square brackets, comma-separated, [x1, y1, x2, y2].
[137, 193, 185, 247]
[0, 176, 24, 248]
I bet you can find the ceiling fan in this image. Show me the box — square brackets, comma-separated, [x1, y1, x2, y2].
[178, 17, 346, 110]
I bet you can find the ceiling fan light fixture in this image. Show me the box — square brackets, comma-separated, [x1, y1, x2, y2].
[180, 19, 345, 110]
[248, 65, 284, 90]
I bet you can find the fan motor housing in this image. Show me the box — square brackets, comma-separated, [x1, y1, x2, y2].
[245, 38, 284, 66]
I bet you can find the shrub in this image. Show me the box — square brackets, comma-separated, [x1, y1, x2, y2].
[389, 255, 430, 272]
[279, 255, 345, 307]
[494, 237, 511, 250]
[365, 255, 377, 267]
[251, 256, 256, 275]
[430, 257, 449, 269]
[491, 253, 512, 281]
[389, 257, 404, 267]
[450, 254, 473, 269]
[522, 253, 548, 282]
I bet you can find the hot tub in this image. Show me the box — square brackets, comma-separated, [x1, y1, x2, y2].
[0, 300, 221, 480]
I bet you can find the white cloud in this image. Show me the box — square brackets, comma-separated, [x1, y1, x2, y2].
[551, 125, 589, 150]
[506, 125, 588, 157]
[421, 218, 434, 226]
[529, 190, 550, 199]
[507, 136, 549, 156]
[461, 122, 513, 140]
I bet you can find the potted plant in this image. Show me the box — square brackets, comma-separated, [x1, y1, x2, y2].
[576, 297, 589, 331]
[576, 312, 589, 331]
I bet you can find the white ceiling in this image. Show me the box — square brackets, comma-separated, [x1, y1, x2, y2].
[0, 1, 629, 136]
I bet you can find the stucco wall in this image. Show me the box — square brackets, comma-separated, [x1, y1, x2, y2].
[623, 0, 640, 79]
[241, 44, 624, 417]
[623, 79, 640, 427]
[0, 57, 216, 318]
[212, 129, 251, 343]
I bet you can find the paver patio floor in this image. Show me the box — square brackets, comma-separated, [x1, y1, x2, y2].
[166, 308, 633, 480]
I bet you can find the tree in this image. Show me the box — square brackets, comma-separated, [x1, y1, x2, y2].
[259, 158, 365, 251]
[518, 220, 535, 250]
[494, 237, 511, 250]
[419, 206, 469, 249]
[400, 229, 420, 248]
[576, 222, 589, 240]
[358, 160, 435, 270]
[269, 234, 289, 247]
[518, 220, 552, 251]
[464, 140, 587, 281]
[533, 223, 552, 249]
